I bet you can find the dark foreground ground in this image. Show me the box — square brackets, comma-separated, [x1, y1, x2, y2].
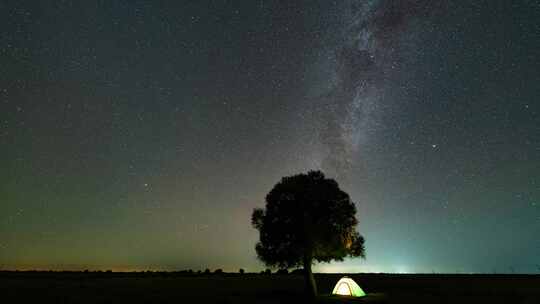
[1, 271, 538, 304]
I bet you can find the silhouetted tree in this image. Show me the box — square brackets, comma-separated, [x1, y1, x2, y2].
[214, 268, 223, 274]
[204, 268, 211, 275]
[252, 170, 365, 298]
[239, 268, 245, 274]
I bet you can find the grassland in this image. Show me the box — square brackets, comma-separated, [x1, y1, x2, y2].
[1, 271, 538, 303]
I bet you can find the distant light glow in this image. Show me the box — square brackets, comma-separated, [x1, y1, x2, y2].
[396, 265, 410, 274]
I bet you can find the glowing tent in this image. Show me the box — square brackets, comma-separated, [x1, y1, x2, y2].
[331, 277, 366, 297]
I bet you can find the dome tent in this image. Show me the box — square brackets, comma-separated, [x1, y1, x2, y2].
[331, 277, 366, 297]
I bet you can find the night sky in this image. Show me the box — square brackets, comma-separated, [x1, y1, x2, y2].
[1, 1, 539, 274]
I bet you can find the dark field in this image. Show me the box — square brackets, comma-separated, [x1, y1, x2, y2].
[1, 272, 538, 304]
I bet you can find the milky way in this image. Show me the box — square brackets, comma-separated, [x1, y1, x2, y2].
[311, 0, 444, 177]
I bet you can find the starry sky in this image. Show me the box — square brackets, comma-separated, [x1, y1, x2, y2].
[1, 1, 539, 273]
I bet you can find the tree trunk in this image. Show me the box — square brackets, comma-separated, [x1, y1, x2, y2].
[303, 252, 317, 299]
